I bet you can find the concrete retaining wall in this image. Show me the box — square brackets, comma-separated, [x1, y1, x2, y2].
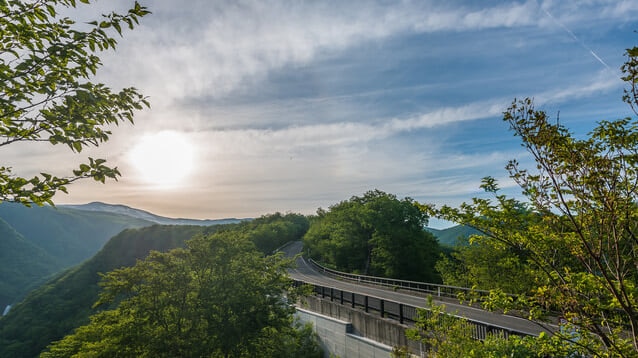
[296, 296, 423, 357]
[295, 308, 394, 358]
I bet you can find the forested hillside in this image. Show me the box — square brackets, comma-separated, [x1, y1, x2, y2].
[426, 225, 480, 247]
[0, 212, 308, 357]
[0, 203, 154, 267]
[40, 216, 319, 357]
[0, 218, 60, 310]
[0, 204, 155, 309]
[304, 190, 441, 283]
[0, 203, 246, 311]
[0, 225, 205, 358]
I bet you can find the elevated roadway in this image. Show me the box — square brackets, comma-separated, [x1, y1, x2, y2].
[282, 241, 552, 337]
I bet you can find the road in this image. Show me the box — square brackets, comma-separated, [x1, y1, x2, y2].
[282, 241, 551, 336]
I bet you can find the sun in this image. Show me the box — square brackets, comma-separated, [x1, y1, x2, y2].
[128, 131, 195, 188]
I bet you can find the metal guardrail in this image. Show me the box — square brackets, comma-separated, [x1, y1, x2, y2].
[307, 258, 506, 301]
[294, 280, 531, 340]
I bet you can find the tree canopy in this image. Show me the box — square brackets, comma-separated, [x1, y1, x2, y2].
[0, 224, 204, 358]
[304, 190, 441, 282]
[226, 212, 309, 254]
[425, 45, 638, 357]
[0, 0, 150, 206]
[41, 229, 321, 358]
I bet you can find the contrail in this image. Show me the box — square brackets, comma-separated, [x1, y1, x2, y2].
[540, 5, 611, 71]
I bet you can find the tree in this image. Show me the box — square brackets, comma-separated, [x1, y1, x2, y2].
[41, 230, 322, 357]
[304, 190, 441, 282]
[435, 237, 536, 294]
[236, 212, 309, 254]
[424, 45, 638, 356]
[406, 298, 542, 357]
[0, 0, 150, 206]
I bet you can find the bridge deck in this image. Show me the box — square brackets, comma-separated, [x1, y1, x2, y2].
[282, 241, 552, 337]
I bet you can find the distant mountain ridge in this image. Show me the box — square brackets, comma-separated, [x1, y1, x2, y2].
[0, 202, 248, 311]
[61, 201, 248, 226]
[0, 218, 60, 310]
[0, 225, 208, 358]
[426, 225, 481, 246]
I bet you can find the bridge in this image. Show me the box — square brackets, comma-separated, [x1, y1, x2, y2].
[281, 241, 553, 357]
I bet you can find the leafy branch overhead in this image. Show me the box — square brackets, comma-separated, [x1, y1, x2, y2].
[0, 0, 150, 206]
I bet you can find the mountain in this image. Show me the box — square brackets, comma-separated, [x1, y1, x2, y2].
[426, 224, 481, 247]
[0, 204, 155, 310]
[0, 203, 155, 268]
[0, 202, 247, 311]
[0, 224, 213, 358]
[0, 218, 60, 309]
[62, 201, 247, 226]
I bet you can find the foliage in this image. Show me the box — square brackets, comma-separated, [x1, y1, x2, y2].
[0, 225, 203, 358]
[435, 236, 537, 294]
[424, 46, 638, 356]
[406, 297, 477, 357]
[304, 190, 441, 282]
[223, 212, 309, 254]
[41, 228, 321, 357]
[0, 0, 150, 206]
[406, 298, 582, 358]
[0, 203, 153, 267]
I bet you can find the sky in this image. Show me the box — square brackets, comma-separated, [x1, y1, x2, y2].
[5, 0, 638, 227]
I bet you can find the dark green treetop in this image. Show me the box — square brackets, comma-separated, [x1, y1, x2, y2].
[41, 230, 321, 357]
[305, 189, 441, 282]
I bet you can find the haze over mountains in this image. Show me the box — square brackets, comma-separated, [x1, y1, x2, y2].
[0, 201, 474, 357]
[0, 202, 245, 310]
[62, 202, 246, 226]
[0, 201, 471, 309]
[0, 224, 208, 357]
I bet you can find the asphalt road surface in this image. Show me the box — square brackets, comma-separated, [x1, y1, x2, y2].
[282, 241, 552, 336]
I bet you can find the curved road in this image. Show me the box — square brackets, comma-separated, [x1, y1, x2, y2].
[282, 241, 552, 336]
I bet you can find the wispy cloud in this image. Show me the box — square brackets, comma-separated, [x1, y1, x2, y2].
[189, 70, 622, 156]
[101, 1, 557, 103]
[12, 0, 636, 219]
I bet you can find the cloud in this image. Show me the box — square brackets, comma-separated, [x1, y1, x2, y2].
[535, 72, 622, 104]
[191, 68, 621, 157]
[10, 0, 637, 219]
[99, 1, 561, 104]
[92, 0, 636, 120]
[539, 0, 638, 24]
[196, 100, 501, 157]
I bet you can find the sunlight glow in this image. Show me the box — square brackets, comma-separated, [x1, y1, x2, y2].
[128, 131, 195, 188]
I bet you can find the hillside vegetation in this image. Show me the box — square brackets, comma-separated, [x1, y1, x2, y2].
[0, 203, 154, 267]
[304, 190, 441, 282]
[0, 204, 153, 309]
[0, 218, 60, 309]
[41, 215, 318, 357]
[0, 202, 246, 310]
[0, 225, 205, 358]
[0, 212, 308, 357]
[425, 225, 479, 247]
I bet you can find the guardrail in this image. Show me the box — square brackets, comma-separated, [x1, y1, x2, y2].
[307, 258, 505, 301]
[294, 280, 531, 340]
